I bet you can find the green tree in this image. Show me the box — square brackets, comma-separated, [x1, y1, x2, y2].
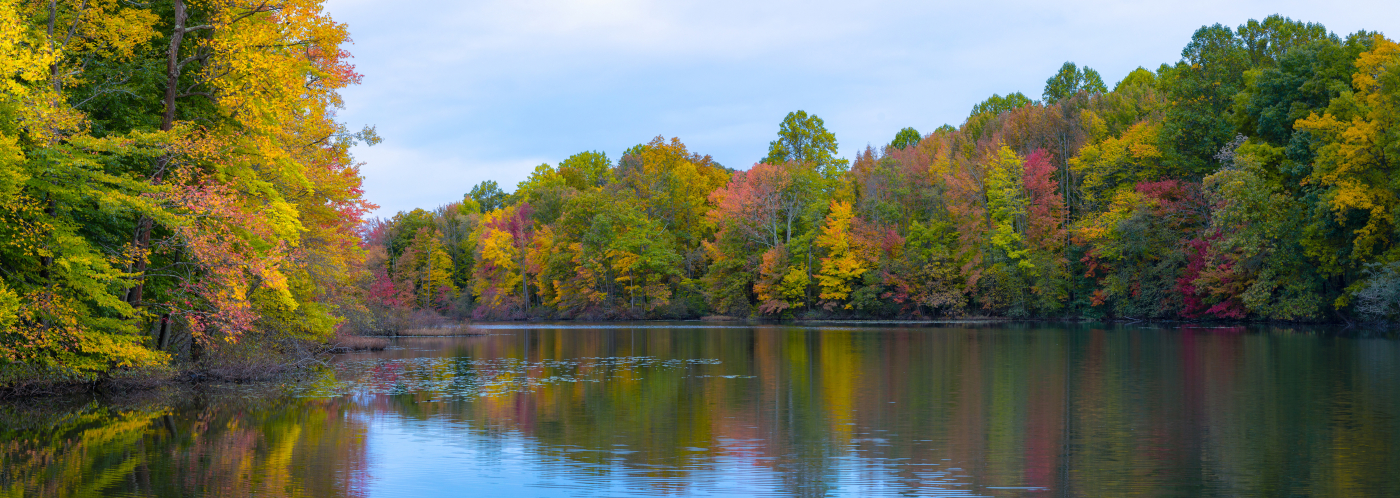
[971, 92, 1035, 116]
[1157, 24, 1249, 175]
[1113, 67, 1156, 92]
[890, 127, 921, 150]
[559, 150, 613, 190]
[1043, 62, 1108, 104]
[515, 163, 571, 224]
[386, 209, 435, 261]
[1196, 150, 1323, 320]
[1294, 35, 1400, 290]
[392, 227, 458, 312]
[1236, 15, 1332, 69]
[1233, 33, 1364, 148]
[469, 180, 509, 212]
[762, 110, 845, 172]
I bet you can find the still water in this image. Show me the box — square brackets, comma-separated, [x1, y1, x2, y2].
[4, 323, 1400, 497]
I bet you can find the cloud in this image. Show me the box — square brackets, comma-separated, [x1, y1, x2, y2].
[354, 143, 547, 217]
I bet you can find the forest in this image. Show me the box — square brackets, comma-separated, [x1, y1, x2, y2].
[0, 0, 374, 385]
[365, 17, 1400, 327]
[3, 6, 1400, 385]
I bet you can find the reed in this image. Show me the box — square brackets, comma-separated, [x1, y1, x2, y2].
[331, 335, 390, 351]
[395, 325, 480, 337]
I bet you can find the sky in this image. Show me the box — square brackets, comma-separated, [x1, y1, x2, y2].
[321, 0, 1400, 217]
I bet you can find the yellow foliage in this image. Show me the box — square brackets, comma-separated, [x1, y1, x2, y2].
[0, 0, 54, 97]
[816, 201, 870, 308]
[471, 207, 527, 309]
[754, 245, 807, 313]
[1294, 34, 1400, 263]
[1072, 188, 1144, 260]
[1070, 121, 1163, 209]
[0, 279, 18, 330]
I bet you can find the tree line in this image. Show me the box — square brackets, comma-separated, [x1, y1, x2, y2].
[5, 10, 1399, 385]
[363, 16, 1400, 326]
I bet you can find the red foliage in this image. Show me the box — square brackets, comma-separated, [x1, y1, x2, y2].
[708, 162, 789, 248]
[361, 217, 391, 248]
[1135, 180, 1209, 229]
[1177, 234, 1246, 319]
[158, 181, 274, 344]
[1022, 149, 1065, 252]
[490, 202, 534, 242]
[367, 268, 403, 308]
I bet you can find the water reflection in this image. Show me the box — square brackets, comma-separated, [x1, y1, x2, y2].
[4, 324, 1399, 497]
[0, 392, 369, 497]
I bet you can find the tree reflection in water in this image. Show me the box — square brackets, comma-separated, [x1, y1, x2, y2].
[4, 324, 1398, 497]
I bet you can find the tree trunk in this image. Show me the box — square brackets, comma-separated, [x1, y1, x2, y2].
[806, 239, 814, 308]
[127, 0, 189, 308]
[425, 243, 432, 309]
[521, 268, 531, 314]
[160, 0, 188, 133]
[155, 313, 171, 351]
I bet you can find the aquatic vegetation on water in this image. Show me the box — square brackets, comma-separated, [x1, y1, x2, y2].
[297, 356, 744, 399]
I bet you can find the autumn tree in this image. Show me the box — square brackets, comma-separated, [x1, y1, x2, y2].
[1294, 35, 1400, 298]
[471, 204, 533, 319]
[815, 201, 871, 310]
[559, 150, 613, 190]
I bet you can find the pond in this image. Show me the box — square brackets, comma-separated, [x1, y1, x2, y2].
[4, 323, 1400, 497]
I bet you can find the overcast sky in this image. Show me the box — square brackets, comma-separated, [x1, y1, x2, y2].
[322, 0, 1399, 217]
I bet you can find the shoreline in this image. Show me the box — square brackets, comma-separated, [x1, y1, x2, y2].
[3, 320, 1384, 399]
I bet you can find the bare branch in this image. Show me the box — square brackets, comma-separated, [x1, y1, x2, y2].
[60, 0, 91, 49]
[228, 2, 274, 25]
[176, 49, 210, 70]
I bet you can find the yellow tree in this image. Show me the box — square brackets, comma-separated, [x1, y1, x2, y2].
[613, 136, 729, 253]
[1068, 121, 1165, 210]
[154, 0, 370, 343]
[1294, 35, 1400, 280]
[471, 204, 531, 318]
[524, 224, 558, 309]
[753, 244, 809, 314]
[815, 201, 870, 309]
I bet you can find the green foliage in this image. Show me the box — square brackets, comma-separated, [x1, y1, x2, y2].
[971, 92, 1035, 116]
[1043, 62, 1108, 104]
[387, 209, 435, 260]
[515, 163, 571, 224]
[1, 0, 375, 383]
[1236, 15, 1333, 68]
[1114, 67, 1157, 92]
[469, 180, 509, 212]
[1198, 152, 1324, 320]
[1234, 37, 1358, 146]
[559, 150, 613, 190]
[890, 127, 921, 150]
[1157, 24, 1250, 176]
[362, 18, 1400, 326]
[762, 110, 846, 174]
